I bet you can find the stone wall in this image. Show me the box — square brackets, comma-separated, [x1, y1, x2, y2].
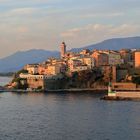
[27, 79, 45, 89]
[112, 82, 137, 90]
[116, 92, 140, 98]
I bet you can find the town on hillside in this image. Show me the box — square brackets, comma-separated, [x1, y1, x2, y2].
[7, 42, 140, 91]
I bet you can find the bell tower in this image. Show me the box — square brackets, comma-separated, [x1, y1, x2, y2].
[60, 42, 66, 59]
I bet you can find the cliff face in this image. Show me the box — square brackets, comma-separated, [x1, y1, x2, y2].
[45, 69, 104, 90]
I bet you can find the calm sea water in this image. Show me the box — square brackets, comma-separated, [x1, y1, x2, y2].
[0, 77, 140, 140]
[0, 76, 12, 86]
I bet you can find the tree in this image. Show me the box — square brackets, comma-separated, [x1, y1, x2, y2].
[132, 76, 140, 85]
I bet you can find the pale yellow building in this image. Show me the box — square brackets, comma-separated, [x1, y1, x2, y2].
[25, 64, 39, 74]
[47, 64, 61, 75]
[82, 57, 94, 69]
[73, 65, 88, 72]
[78, 57, 94, 69]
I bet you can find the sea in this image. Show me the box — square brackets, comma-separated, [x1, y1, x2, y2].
[0, 76, 140, 140]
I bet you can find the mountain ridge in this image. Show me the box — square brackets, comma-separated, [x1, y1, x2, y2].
[70, 36, 140, 52]
[0, 49, 59, 72]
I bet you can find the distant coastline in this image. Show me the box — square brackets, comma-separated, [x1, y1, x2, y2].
[0, 72, 14, 77]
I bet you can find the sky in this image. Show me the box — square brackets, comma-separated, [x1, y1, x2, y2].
[0, 0, 140, 58]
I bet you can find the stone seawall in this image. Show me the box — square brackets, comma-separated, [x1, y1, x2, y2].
[116, 92, 140, 98]
[45, 88, 107, 94]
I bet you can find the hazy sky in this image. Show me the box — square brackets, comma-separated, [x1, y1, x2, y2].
[0, 0, 140, 58]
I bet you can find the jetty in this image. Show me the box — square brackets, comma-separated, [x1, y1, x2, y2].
[101, 82, 140, 101]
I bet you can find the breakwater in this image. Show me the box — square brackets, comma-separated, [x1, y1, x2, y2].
[101, 90, 140, 101]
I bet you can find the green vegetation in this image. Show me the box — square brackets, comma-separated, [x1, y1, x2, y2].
[16, 69, 28, 75]
[37, 86, 43, 90]
[132, 75, 140, 85]
[11, 69, 28, 83]
[11, 77, 28, 89]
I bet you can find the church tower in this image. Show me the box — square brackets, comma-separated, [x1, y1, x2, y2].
[60, 42, 66, 58]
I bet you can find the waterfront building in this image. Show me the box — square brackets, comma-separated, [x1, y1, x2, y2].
[19, 73, 48, 79]
[104, 51, 122, 65]
[47, 64, 61, 75]
[92, 51, 108, 66]
[38, 65, 48, 75]
[19, 73, 49, 90]
[38, 62, 66, 75]
[25, 64, 39, 74]
[79, 57, 95, 69]
[135, 51, 140, 68]
[68, 59, 83, 72]
[119, 49, 132, 63]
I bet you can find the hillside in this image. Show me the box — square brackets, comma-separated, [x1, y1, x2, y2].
[70, 36, 140, 52]
[0, 49, 59, 72]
